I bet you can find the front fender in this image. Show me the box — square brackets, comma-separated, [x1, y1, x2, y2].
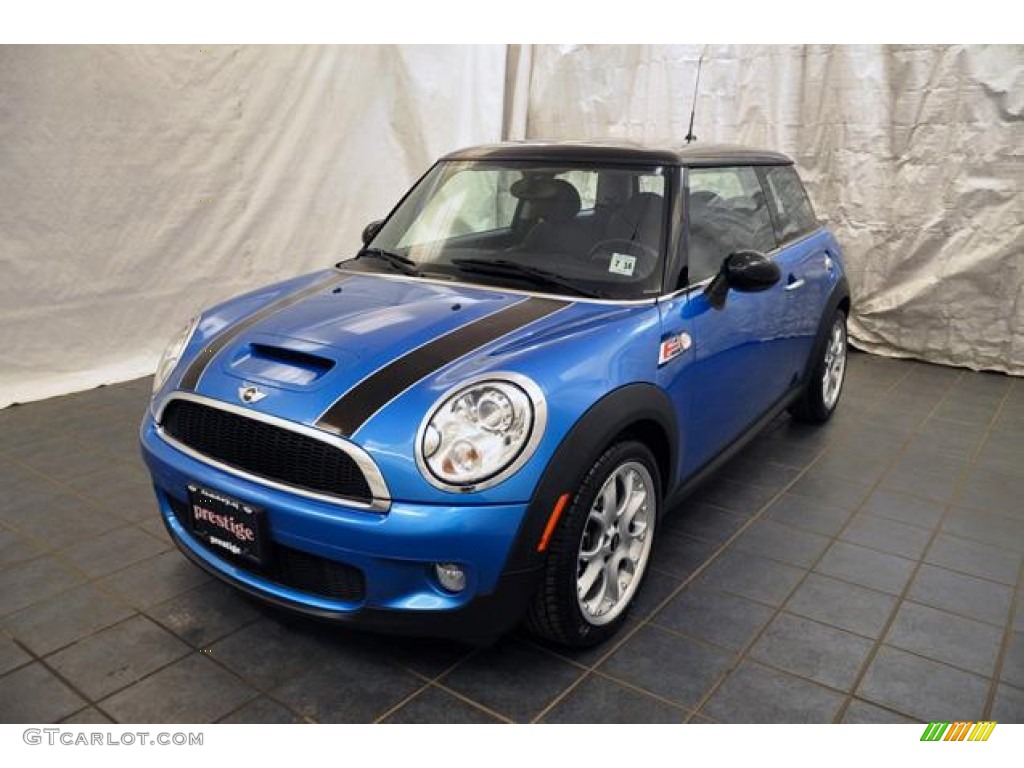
[502, 383, 678, 573]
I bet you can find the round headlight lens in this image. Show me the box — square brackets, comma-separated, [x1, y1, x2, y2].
[418, 378, 542, 489]
[152, 316, 200, 394]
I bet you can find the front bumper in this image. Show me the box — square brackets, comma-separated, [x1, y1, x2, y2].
[141, 417, 540, 640]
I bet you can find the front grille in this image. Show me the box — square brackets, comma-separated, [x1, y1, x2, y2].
[161, 399, 373, 503]
[168, 495, 365, 603]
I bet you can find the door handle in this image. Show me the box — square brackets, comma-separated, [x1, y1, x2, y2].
[785, 278, 806, 292]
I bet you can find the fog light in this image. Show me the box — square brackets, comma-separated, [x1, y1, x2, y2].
[434, 562, 467, 593]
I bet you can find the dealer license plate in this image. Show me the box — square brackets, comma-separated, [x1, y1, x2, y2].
[187, 483, 267, 566]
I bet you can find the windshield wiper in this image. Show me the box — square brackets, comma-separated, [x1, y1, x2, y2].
[355, 248, 420, 276]
[450, 258, 606, 299]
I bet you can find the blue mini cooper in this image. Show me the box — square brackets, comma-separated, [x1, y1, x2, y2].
[142, 142, 850, 647]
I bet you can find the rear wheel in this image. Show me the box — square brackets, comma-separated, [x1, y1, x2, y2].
[526, 440, 660, 647]
[790, 309, 847, 423]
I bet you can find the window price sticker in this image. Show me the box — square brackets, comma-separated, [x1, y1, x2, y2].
[609, 252, 637, 276]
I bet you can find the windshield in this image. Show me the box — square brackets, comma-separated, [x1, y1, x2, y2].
[344, 160, 669, 300]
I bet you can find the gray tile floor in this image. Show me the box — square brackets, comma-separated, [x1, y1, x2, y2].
[1, 352, 1022, 724]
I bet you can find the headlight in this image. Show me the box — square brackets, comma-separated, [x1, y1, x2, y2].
[416, 374, 547, 491]
[152, 316, 201, 394]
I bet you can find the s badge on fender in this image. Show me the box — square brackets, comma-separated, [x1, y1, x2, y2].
[658, 332, 692, 366]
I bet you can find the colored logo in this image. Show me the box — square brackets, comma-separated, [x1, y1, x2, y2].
[238, 385, 267, 404]
[658, 332, 692, 365]
[920, 721, 997, 742]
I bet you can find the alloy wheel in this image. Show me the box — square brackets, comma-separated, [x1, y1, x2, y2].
[822, 317, 847, 409]
[576, 461, 656, 625]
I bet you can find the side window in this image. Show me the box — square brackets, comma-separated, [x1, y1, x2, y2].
[400, 169, 516, 246]
[762, 165, 818, 243]
[686, 166, 776, 284]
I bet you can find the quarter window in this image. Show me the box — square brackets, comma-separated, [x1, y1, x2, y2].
[686, 166, 776, 284]
[762, 165, 818, 243]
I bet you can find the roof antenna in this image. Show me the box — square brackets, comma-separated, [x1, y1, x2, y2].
[684, 50, 705, 145]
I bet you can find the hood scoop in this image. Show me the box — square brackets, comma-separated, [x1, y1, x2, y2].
[231, 342, 336, 386]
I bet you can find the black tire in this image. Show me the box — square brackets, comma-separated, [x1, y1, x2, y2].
[790, 309, 847, 423]
[525, 440, 661, 648]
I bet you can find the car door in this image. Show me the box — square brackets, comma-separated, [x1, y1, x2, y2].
[759, 164, 834, 380]
[658, 165, 792, 479]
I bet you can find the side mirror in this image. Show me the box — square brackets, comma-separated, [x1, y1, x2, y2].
[361, 219, 384, 246]
[724, 250, 781, 291]
[705, 250, 781, 309]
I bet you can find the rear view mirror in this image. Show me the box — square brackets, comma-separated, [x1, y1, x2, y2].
[362, 219, 384, 246]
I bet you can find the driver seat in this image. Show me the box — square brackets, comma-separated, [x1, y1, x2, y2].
[519, 180, 584, 255]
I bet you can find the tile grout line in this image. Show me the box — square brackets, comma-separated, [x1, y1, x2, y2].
[6, 632, 122, 724]
[0, 520, 172, 582]
[3, 365, 1016, 724]
[0, 440, 171, 611]
[529, 362, 920, 723]
[0, 562, 260, 664]
[982, 376, 1024, 720]
[687, 369, 958, 723]
[0, 362, 909, 720]
[659, 507, 1022, 597]
[653, 483, 1024, 579]
[528, 436, 831, 723]
[370, 682, 435, 724]
[644, 605, 1000, 690]
[983, 562, 1022, 719]
[62, 575, 479, 724]
[144, 611, 320, 725]
[371, 645, 489, 724]
[665, 359, 930, 722]
[201, 619, 488, 724]
[674, 543, 1016, 631]
[19, 602, 298, 724]
[584, 666, 696, 719]
[833, 371, 1014, 723]
[425, 679, 516, 724]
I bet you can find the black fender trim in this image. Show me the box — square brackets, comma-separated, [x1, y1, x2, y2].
[800, 275, 850, 385]
[502, 383, 679, 573]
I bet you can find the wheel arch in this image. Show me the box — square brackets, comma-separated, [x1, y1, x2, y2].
[502, 382, 678, 573]
[613, 418, 673, 499]
[801, 276, 851, 385]
[837, 293, 851, 318]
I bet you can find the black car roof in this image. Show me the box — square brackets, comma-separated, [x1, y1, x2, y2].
[442, 140, 794, 167]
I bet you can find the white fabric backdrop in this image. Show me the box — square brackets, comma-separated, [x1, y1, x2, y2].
[2, 45, 1021, 409]
[511, 44, 1024, 375]
[0, 45, 506, 407]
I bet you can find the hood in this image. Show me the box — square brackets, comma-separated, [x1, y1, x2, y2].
[185, 271, 578, 429]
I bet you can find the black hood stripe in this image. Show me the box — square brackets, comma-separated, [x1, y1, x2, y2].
[316, 296, 570, 437]
[178, 274, 345, 391]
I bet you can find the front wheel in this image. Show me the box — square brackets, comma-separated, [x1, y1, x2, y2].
[790, 309, 848, 423]
[526, 440, 660, 647]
